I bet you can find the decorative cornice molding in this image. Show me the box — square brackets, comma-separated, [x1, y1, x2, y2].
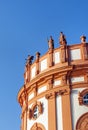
[18, 65, 73, 102]
[25, 65, 73, 89]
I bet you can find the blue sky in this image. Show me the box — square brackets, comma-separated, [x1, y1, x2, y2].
[0, 0, 88, 130]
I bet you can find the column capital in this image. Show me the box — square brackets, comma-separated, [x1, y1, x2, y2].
[57, 88, 70, 96]
[45, 92, 56, 99]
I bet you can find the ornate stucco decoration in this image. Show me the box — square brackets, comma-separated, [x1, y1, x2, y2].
[76, 112, 88, 130]
[28, 101, 43, 120]
[78, 89, 88, 106]
[30, 123, 46, 130]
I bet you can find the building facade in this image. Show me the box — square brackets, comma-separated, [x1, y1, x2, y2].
[18, 33, 88, 130]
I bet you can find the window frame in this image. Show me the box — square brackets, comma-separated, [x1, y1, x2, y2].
[78, 89, 88, 107]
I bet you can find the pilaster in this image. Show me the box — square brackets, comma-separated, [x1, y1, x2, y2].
[81, 43, 88, 60]
[61, 89, 72, 130]
[60, 45, 67, 63]
[45, 92, 56, 130]
[21, 87, 28, 130]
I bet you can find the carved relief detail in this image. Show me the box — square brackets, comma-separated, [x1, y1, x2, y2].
[45, 88, 70, 99]
[57, 88, 70, 95]
[45, 92, 56, 99]
[31, 123, 42, 130]
[30, 122, 45, 130]
[76, 113, 88, 130]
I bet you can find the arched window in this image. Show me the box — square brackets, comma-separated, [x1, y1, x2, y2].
[76, 112, 88, 130]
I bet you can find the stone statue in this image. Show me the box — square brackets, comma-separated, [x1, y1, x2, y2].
[25, 55, 34, 65]
[59, 32, 67, 46]
[48, 36, 54, 50]
[36, 52, 40, 61]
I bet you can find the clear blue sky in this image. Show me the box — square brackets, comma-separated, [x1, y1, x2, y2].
[0, 0, 88, 130]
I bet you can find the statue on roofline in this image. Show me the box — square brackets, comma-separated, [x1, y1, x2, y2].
[59, 32, 67, 46]
[48, 36, 54, 50]
[25, 55, 34, 65]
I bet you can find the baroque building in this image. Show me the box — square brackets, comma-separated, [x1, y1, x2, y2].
[18, 32, 88, 130]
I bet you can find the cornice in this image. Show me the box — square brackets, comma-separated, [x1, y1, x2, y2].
[28, 85, 70, 105]
[26, 65, 73, 88]
[18, 42, 88, 107]
[71, 83, 88, 89]
[17, 65, 73, 100]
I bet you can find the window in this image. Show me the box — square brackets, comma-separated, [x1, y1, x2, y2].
[78, 89, 88, 106]
[33, 105, 39, 119]
[28, 101, 43, 120]
[83, 94, 88, 105]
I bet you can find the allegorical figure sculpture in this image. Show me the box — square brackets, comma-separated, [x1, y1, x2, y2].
[25, 55, 34, 65]
[48, 36, 54, 50]
[59, 32, 67, 46]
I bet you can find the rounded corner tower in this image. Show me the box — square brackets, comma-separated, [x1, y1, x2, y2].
[17, 33, 88, 130]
